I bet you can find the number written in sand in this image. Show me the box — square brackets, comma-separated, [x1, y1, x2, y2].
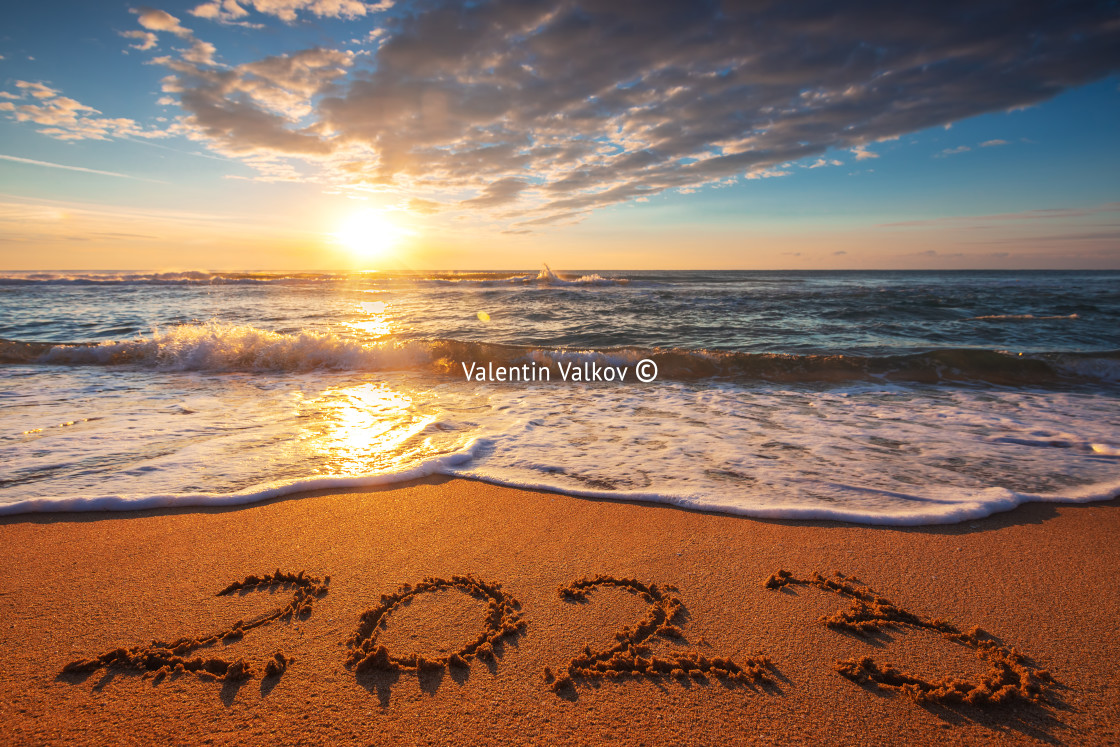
[763, 570, 1055, 706]
[345, 575, 526, 674]
[62, 570, 330, 684]
[544, 575, 774, 693]
[62, 567, 1052, 710]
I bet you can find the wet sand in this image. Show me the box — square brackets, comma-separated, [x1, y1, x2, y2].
[1, 478, 1117, 745]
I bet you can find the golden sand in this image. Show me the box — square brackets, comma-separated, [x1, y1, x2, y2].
[1, 477, 1118, 745]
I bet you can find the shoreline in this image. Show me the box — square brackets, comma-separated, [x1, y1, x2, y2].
[3, 469, 1119, 528]
[2, 478, 1118, 744]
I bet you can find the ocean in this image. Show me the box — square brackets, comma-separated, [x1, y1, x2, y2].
[1, 268, 1118, 524]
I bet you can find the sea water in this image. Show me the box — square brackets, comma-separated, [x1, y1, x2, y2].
[2, 268, 1118, 524]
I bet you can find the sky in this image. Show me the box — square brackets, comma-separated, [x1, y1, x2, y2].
[1, 0, 1119, 271]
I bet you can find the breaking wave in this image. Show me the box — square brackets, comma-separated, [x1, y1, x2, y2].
[421, 264, 625, 286]
[971, 313, 1080, 321]
[0, 271, 347, 286]
[0, 265, 627, 287]
[3, 323, 1117, 386]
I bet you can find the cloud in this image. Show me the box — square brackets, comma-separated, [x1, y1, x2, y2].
[14, 1, 1120, 229]
[460, 177, 531, 207]
[155, 48, 354, 155]
[936, 145, 971, 157]
[407, 197, 441, 214]
[237, 48, 354, 114]
[191, 0, 391, 23]
[133, 9, 221, 66]
[850, 145, 879, 161]
[877, 203, 1120, 228]
[984, 230, 1120, 242]
[16, 81, 59, 99]
[308, 0, 1115, 226]
[134, 8, 194, 38]
[0, 154, 163, 182]
[126, 6, 357, 158]
[121, 30, 160, 51]
[909, 249, 966, 258]
[980, 139, 1009, 147]
[745, 168, 791, 180]
[877, 202, 1120, 256]
[805, 158, 844, 169]
[0, 81, 165, 141]
[183, 39, 218, 65]
[190, 0, 250, 22]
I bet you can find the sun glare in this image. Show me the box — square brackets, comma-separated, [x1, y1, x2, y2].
[334, 209, 405, 259]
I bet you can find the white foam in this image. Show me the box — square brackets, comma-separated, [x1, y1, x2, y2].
[0, 442, 479, 516]
[0, 270, 338, 285]
[34, 323, 430, 372]
[26, 324, 651, 373]
[442, 473, 1120, 526]
[971, 313, 1079, 320]
[3, 369, 1118, 525]
[3, 438, 1116, 525]
[533, 264, 623, 286]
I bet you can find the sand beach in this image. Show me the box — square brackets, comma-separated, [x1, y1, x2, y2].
[1, 478, 1117, 745]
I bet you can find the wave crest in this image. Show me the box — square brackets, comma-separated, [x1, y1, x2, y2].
[2, 324, 423, 371]
[0, 271, 347, 286]
[0, 266, 627, 287]
[3, 324, 1118, 385]
[424, 264, 625, 286]
[972, 313, 1080, 321]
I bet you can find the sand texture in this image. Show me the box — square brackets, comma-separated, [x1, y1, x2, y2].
[1, 478, 1118, 745]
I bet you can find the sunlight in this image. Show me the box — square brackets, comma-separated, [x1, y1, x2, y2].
[344, 299, 392, 337]
[301, 383, 439, 474]
[333, 208, 405, 260]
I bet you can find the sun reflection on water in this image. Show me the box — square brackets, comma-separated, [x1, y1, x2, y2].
[345, 300, 393, 338]
[300, 382, 441, 474]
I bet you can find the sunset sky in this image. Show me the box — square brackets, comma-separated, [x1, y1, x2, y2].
[1, 0, 1118, 271]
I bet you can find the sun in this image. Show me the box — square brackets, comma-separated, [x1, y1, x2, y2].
[333, 209, 405, 259]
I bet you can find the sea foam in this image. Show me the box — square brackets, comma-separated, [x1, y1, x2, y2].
[4, 323, 1118, 385]
[2, 368, 1117, 524]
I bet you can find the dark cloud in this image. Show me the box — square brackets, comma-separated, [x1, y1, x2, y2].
[150, 1, 1120, 223]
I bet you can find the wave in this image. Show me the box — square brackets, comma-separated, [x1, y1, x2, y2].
[0, 442, 481, 517]
[532, 263, 623, 286]
[1, 440, 1117, 525]
[3, 323, 1118, 386]
[971, 313, 1080, 321]
[420, 264, 626, 286]
[0, 271, 350, 286]
[0, 324, 426, 371]
[0, 265, 627, 287]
